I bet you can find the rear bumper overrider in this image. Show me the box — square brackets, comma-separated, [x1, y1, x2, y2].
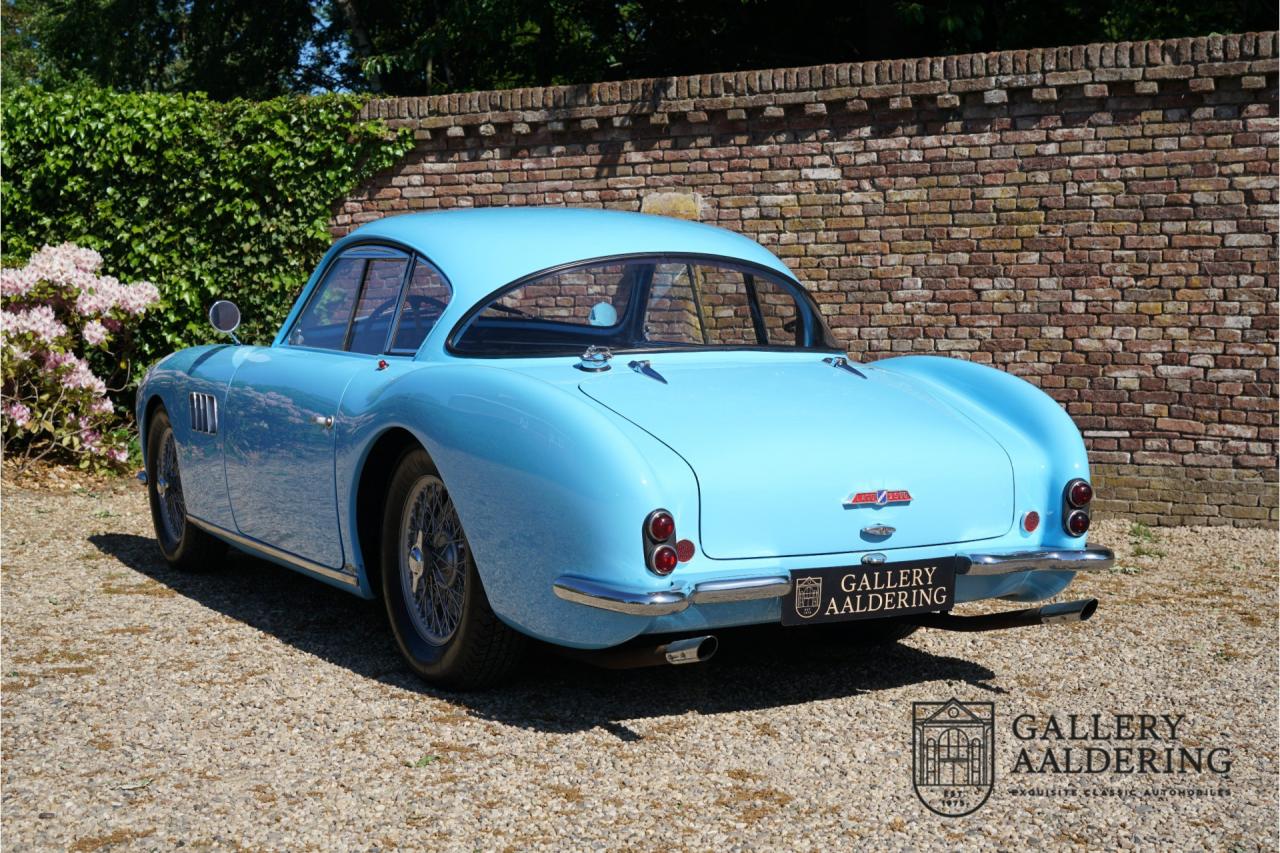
[552, 546, 1114, 616]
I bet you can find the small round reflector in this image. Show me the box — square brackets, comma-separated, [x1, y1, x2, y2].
[647, 511, 675, 541]
[1065, 510, 1090, 536]
[651, 545, 678, 575]
[1022, 511, 1040, 533]
[676, 539, 696, 562]
[1066, 479, 1093, 508]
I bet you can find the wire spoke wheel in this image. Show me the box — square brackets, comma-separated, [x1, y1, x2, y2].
[399, 475, 468, 646]
[156, 430, 186, 543]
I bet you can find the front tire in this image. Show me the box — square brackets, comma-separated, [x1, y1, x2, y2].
[145, 408, 226, 570]
[380, 448, 525, 689]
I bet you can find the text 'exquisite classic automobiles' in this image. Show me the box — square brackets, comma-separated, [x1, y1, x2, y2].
[137, 207, 1113, 687]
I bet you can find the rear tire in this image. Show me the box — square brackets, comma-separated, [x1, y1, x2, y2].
[145, 408, 226, 570]
[380, 447, 525, 689]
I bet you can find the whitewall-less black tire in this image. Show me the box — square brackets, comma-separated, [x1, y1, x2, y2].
[145, 408, 226, 570]
[380, 447, 525, 688]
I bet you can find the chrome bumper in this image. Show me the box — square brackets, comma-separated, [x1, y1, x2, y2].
[552, 547, 1114, 616]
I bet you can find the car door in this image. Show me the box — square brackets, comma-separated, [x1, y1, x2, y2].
[223, 246, 412, 569]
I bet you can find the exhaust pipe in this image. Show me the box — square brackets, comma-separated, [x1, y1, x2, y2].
[558, 635, 719, 669]
[909, 598, 1098, 633]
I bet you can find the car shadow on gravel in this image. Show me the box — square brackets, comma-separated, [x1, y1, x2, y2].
[93, 533, 1004, 738]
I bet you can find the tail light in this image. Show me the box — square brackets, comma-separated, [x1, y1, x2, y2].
[1021, 510, 1040, 533]
[646, 510, 675, 542]
[1062, 479, 1093, 536]
[643, 508, 688, 575]
[1065, 510, 1091, 536]
[1066, 479, 1093, 508]
[650, 545, 678, 575]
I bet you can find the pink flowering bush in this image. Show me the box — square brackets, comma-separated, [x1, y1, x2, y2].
[2, 243, 159, 470]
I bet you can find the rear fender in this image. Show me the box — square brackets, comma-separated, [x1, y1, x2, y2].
[336, 363, 700, 646]
[872, 356, 1089, 547]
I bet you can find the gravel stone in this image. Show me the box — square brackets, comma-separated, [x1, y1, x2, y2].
[2, 477, 1276, 850]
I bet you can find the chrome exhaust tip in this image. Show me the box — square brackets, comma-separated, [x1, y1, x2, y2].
[557, 634, 719, 669]
[661, 635, 718, 665]
[1039, 598, 1098, 624]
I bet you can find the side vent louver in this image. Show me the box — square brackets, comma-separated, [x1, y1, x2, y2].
[189, 392, 218, 434]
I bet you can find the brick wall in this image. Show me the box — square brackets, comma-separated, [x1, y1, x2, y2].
[334, 32, 1279, 527]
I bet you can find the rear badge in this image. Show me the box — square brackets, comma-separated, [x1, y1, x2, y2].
[845, 489, 912, 508]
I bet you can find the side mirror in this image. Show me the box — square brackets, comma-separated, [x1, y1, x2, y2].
[209, 300, 241, 343]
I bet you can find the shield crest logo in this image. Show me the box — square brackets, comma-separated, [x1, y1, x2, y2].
[912, 699, 995, 817]
[793, 576, 822, 619]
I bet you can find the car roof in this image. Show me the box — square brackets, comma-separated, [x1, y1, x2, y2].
[334, 208, 796, 307]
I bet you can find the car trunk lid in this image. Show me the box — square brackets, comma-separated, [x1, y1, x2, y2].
[579, 354, 1014, 559]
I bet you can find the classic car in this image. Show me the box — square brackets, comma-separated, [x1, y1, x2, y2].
[137, 207, 1114, 687]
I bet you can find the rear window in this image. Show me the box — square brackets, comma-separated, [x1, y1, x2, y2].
[451, 256, 835, 356]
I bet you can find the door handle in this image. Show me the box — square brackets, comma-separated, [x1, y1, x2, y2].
[312, 414, 334, 430]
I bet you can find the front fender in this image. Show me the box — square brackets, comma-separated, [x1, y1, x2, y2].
[335, 363, 700, 647]
[136, 344, 241, 529]
[872, 356, 1089, 547]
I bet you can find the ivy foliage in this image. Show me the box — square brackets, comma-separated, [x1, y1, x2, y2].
[1, 87, 413, 360]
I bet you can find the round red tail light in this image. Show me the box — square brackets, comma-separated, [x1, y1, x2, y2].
[1065, 510, 1090, 536]
[1066, 479, 1093, 508]
[647, 510, 675, 542]
[651, 545, 678, 575]
[676, 539, 696, 562]
[1022, 511, 1040, 533]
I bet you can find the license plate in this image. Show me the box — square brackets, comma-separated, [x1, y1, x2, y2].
[781, 557, 958, 626]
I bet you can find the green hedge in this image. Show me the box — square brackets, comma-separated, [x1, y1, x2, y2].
[1, 87, 413, 361]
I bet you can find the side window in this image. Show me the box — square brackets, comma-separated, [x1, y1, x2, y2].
[348, 257, 410, 354]
[288, 256, 365, 350]
[389, 258, 453, 353]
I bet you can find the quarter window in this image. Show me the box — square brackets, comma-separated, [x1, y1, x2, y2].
[389, 258, 453, 353]
[348, 258, 410, 354]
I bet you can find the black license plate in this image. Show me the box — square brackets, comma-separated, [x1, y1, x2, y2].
[781, 557, 958, 626]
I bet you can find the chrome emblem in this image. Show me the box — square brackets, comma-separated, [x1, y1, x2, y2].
[845, 489, 912, 508]
[862, 525, 896, 538]
[793, 576, 822, 619]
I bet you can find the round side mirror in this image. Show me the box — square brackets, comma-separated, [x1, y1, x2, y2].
[209, 300, 241, 335]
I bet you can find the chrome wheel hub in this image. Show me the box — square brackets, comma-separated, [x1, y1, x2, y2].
[398, 475, 467, 646]
[156, 431, 186, 542]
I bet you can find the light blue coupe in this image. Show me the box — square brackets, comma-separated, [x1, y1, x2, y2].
[138, 208, 1113, 687]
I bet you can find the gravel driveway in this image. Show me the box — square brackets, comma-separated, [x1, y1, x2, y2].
[2, 476, 1277, 851]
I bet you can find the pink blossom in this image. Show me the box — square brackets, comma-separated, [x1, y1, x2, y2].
[3, 402, 32, 428]
[107, 447, 128, 463]
[91, 397, 114, 415]
[83, 320, 109, 346]
[1, 304, 69, 344]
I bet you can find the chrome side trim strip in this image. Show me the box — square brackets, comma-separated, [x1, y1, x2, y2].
[187, 516, 359, 588]
[689, 576, 791, 604]
[958, 547, 1114, 576]
[553, 576, 688, 616]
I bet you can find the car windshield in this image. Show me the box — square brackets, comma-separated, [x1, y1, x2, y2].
[451, 256, 838, 356]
